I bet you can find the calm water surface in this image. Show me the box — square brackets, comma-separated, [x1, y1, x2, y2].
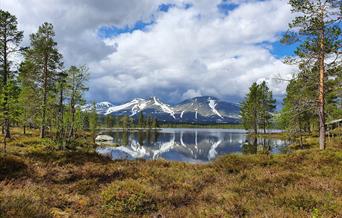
[96, 128, 290, 163]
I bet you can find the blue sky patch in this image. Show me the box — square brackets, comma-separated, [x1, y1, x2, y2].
[217, 0, 238, 15]
[271, 41, 298, 58]
[98, 20, 154, 38]
[159, 3, 175, 12]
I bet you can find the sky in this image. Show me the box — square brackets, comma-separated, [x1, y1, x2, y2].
[1, 0, 298, 104]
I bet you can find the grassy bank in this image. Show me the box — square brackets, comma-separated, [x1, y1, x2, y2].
[0, 129, 341, 217]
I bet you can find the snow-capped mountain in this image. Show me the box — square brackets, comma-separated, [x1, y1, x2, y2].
[82, 96, 241, 124]
[173, 96, 240, 123]
[81, 101, 113, 114]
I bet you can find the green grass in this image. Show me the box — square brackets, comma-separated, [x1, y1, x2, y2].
[0, 128, 341, 217]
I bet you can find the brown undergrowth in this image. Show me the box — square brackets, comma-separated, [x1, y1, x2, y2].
[0, 128, 341, 217]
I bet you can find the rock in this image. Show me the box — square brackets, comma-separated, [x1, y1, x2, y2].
[95, 135, 114, 142]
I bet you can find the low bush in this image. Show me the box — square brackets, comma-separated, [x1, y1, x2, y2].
[101, 179, 157, 216]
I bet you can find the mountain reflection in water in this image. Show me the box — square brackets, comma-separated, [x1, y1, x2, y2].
[96, 128, 290, 163]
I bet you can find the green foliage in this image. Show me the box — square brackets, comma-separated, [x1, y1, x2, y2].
[240, 81, 276, 134]
[0, 10, 24, 138]
[18, 61, 40, 130]
[279, 66, 341, 142]
[138, 112, 145, 128]
[105, 114, 114, 128]
[25, 22, 63, 138]
[89, 102, 97, 142]
[16, 23, 88, 145]
[65, 66, 89, 142]
[282, 0, 341, 149]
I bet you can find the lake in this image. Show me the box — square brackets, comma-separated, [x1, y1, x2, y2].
[96, 128, 290, 163]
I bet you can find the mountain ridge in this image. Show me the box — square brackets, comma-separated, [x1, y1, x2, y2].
[81, 96, 241, 124]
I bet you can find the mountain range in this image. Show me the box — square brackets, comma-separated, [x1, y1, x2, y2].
[81, 96, 241, 124]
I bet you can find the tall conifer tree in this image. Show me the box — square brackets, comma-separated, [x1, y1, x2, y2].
[25, 22, 63, 138]
[282, 0, 341, 149]
[0, 10, 23, 138]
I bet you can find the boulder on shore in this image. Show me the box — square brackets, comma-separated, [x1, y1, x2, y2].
[95, 135, 114, 142]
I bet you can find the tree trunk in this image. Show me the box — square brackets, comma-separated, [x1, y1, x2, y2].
[40, 54, 48, 138]
[263, 118, 266, 134]
[318, 10, 326, 150]
[68, 97, 75, 142]
[57, 82, 64, 144]
[2, 27, 11, 139]
[3, 135, 7, 154]
[254, 109, 258, 135]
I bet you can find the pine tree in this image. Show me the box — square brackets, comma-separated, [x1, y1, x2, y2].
[0, 10, 23, 138]
[282, 0, 341, 149]
[280, 76, 317, 146]
[56, 71, 68, 145]
[241, 82, 276, 134]
[121, 115, 129, 129]
[240, 82, 261, 134]
[138, 112, 145, 128]
[89, 102, 97, 143]
[152, 117, 158, 129]
[258, 81, 276, 133]
[25, 22, 63, 138]
[18, 61, 40, 134]
[65, 65, 88, 141]
[105, 114, 113, 128]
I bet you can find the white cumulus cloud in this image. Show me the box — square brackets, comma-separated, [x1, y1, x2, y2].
[1, 0, 297, 104]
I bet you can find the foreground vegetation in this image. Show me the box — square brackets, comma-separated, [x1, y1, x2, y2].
[0, 129, 341, 217]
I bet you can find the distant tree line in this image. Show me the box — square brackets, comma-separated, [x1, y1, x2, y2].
[96, 112, 159, 129]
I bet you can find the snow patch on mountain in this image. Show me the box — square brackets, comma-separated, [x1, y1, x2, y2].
[131, 99, 148, 116]
[105, 99, 139, 115]
[208, 99, 223, 118]
[153, 97, 176, 119]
